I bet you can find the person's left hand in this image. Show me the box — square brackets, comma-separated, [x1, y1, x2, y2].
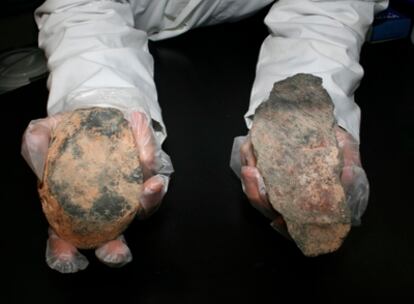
[21, 109, 173, 272]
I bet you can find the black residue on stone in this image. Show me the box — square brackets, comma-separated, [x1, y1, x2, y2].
[124, 166, 143, 183]
[83, 108, 127, 138]
[265, 74, 327, 107]
[57, 135, 72, 156]
[71, 143, 83, 159]
[48, 179, 87, 219]
[257, 97, 310, 125]
[91, 187, 129, 221]
[300, 129, 321, 146]
[108, 179, 120, 188]
[72, 224, 91, 236]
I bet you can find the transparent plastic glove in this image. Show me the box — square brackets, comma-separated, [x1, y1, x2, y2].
[128, 111, 174, 219]
[46, 228, 89, 274]
[95, 234, 132, 268]
[21, 115, 63, 180]
[230, 127, 369, 229]
[230, 135, 290, 238]
[335, 126, 369, 226]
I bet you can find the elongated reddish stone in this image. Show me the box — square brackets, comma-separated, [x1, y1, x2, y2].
[38, 107, 143, 249]
[251, 74, 351, 256]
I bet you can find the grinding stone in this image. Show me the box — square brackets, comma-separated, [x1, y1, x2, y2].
[251, 74, 351, 256]
[38, 107, 143, 249]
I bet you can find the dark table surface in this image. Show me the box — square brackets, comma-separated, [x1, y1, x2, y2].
[3, 8, 414, 303]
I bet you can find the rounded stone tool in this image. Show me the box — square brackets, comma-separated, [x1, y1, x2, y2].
[38, 107, 143, 249]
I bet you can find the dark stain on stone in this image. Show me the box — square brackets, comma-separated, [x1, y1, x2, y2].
[71, 143, 83, 159]
[72, 224, 92, 236]
[274, 98, 299, 112]
[91, 187, 129, 221]
[124, 166, 143, 183]
[48, 179, 87, 219]
[83, 108, 127, 138]
[57, 135, 71, 156]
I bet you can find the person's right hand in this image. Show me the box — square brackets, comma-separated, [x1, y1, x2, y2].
[21, 109, 174, 219]
[128, 111, 174, 218]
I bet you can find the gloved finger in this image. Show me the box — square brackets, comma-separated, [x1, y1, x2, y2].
[46, 228, 89, 274]
[21, 115, 62, 180]
[230, 136, 246, 178]
[240, 166, 277, 220]
[137, 174, 169, 219]
[128, 111, 174, 181]
[230, 135, 256, 179]
[95, 235, 133, 268]
[335, 126, 360, 166]
[240, 135, 257, 167]
[129, 111, 158, 179]
[335, 126, 369, 225]
[341, 165, 369, 226]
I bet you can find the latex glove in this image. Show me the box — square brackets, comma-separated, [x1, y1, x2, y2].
[46, 227, 89, 274]
[128, 111, 174, 219]
[46, 227, 134, 273]
[334, 126, 369, 226]
[230, 126, 369, 232]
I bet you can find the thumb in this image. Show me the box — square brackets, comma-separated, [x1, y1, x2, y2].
[21, 115, 62, 180]
[137, 174, 169, 219]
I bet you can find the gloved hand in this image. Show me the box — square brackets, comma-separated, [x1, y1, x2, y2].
[21, 108, 173, 273]
[334, 126, 369, 226]
[230, 126, 369, 235]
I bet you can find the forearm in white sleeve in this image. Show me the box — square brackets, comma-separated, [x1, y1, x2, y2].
[246, 0, 388, 142]
[35, 0, 166, 142]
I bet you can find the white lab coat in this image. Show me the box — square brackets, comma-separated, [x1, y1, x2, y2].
[35, 0, 388, 144]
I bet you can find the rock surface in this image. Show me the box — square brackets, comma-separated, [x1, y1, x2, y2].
[39, 107, 143, 249]
[251, 74, 351, 256]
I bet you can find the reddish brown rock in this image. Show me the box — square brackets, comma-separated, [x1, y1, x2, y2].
[251, 74, 351, 256]
[38, 107, 143, 249]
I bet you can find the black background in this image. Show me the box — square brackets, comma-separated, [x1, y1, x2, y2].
[3, 6, 414, 303]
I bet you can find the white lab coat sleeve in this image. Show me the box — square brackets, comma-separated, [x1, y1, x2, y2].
[35, 0, 166, 143]
[129, 0, 274, 41]
[246, 0, 388, 142]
